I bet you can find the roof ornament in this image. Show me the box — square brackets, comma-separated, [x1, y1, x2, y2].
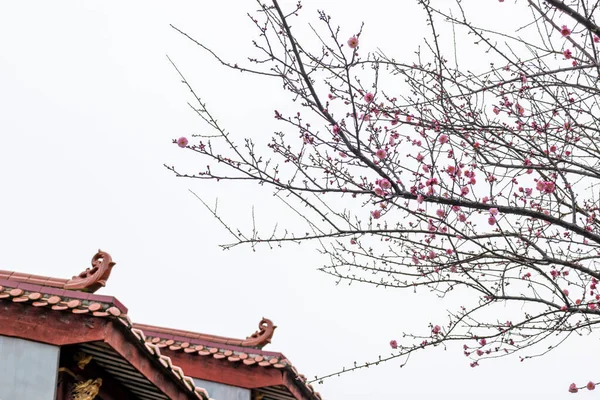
[245, 318, 277, 349]
[64, 250, 116, 293]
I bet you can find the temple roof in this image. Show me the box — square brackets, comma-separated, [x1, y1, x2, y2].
[0, 250, 322, 400]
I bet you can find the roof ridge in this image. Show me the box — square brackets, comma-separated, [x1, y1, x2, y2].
[0, 249, 115, 293]
[133, 318, 276, 350]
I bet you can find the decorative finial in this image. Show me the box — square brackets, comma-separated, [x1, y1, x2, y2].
[64, 250, 116, 293]
[245, 318, 277, 349]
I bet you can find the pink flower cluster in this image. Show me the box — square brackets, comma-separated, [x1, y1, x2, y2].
[536, 180, 556, 193]
[488, 207, 499, 226]
[374, 178, 391, 196]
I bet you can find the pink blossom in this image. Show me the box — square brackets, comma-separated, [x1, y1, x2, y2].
[561, 305, 568, 311]
[479, 338, 487, 346]
[536, 180, 556, 193]
[561, 25, 571, 37]
[177, 137, 189, 148]
[379, 179, 391, 190]
[436, 209, 445, 218]
[587, 382, 596, 391]
[426, 177, 438, 186]
[375, 148, 387, 160]
[516, 104, 525, 115]
[432, 325, 441, 335]
[428, 221, 436, 232]
[489, 208, 499, 216]
[371, 210, 381, 219]
[439, 134, 449, 144]
[563, 49, 572, 59]
[458, 213, 467, 222]
[339, 151, 347, 158]
[332, 125, 341, 134]
[488, 216, 496, 226]
[563, 289, 569, 296]
[374, 187, 386, 197]
[364, 92, 374, 103]
[390, 340, 398, 349]
[417, 194, 424, 204]
[569, 383, 578, 393]
[461, 186, 470, 196]
[347, 36, 359, 48]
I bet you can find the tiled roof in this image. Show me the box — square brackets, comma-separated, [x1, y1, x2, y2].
[0, 251, 211, 400]
[134, 323, 322, 400]
[0, 250, 323, 400]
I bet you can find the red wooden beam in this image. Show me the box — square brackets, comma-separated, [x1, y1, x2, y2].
[0, 302, 107, 345]
[162, 350, 284, 389]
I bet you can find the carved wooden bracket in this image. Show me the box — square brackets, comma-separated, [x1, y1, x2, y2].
[64, 250, 115, 293]
[74, 352, 93, 370]
[72, 378, 102, 400]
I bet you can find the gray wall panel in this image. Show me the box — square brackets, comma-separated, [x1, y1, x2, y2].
[0, 335, 60, 400]
[193, 378, 251, 400]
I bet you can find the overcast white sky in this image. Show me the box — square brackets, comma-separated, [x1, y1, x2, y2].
[0, 1, 596, 399]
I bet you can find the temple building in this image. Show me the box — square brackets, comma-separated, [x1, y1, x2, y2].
[0, 250, 322, 400]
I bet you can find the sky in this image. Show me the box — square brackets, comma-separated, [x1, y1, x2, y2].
[0, 1, 596, 399]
